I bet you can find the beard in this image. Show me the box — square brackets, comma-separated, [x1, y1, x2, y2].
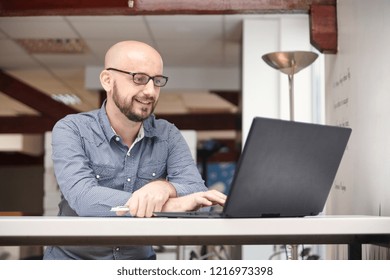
[112, 82, 157, 122]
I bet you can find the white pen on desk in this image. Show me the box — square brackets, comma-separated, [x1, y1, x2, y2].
[110, 206, 130, 212]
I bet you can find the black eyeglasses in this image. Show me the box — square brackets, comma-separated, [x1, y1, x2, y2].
[106, 67, 168, 87]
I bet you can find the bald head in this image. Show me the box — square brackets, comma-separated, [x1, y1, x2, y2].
[104, 41, 163, 74]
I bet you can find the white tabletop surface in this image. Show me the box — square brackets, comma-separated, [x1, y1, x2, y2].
[0, 215, 389, 247]
[0, 215, 389, 235]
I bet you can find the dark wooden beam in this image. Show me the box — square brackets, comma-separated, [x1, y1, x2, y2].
[211, 90, 240, 107]
[133, 0, 312, 15]
[309, 3, 338, 54]
[0, 152, 43, 166]
[0, 0, 333, 16]
[156, 113, 241, 131]
[0, 71, 79, 119]
[0, 116, 56, 133]
[0, 0, 130, 16]
[0, 113, 241, 133]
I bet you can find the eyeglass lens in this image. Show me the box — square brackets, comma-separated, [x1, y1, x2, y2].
[133, 73, 167, 87]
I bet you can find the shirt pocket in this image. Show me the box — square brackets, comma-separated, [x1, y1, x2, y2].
[90, 164, 116, 186]
[135, 162, 167, 190]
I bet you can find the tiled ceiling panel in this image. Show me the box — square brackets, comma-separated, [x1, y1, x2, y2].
[0, 39, 38, 68]
[0, 16, 78, 38]
[68, 16, 151, 41]
[146, 15, 224, 40]
[33, 53, 99, 68]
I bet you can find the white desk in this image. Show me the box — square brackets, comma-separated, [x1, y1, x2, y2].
[0, 215, 389, 259]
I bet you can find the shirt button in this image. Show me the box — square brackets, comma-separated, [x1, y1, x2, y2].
[115, 247, 120, 251]
[152, 173, 156, 177]
[96, 175, 100, 179]
[115, 137, 120, 141]
[127, 178, 131, 182]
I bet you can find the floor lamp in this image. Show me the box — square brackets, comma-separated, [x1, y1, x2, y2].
[262, 51, 318, 121]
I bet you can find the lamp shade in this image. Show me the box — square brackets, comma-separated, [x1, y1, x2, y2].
[262, 51, 318, 75]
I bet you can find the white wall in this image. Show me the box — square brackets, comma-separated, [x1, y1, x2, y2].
[326, 0, 390, 216]
[325, 0, 390, 259]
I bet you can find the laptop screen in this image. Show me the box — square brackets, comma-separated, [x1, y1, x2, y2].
[223, 117, 351, 218]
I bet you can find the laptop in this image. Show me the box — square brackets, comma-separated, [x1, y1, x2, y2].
[154, 117, 351, 218]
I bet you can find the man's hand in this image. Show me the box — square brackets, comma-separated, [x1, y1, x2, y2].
[117, 180, 176, 217]
[162, 189, 227, 212]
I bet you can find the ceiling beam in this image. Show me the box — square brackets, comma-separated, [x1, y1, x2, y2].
[0, 152, 43, 166]
[0, 113, 241, 133]
[157, 113, 241, 131]
[129, 0, 314, 15]
[0, 70, 79, 119]
[0, 116, 57, 133]
[309, 3, 337, 54]
[0, 0, 334, 16]
[0, 70, 79, 134]
[211, 90, 240, 107]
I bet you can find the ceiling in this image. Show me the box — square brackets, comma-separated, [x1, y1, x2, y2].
[0, 14, 251, 116]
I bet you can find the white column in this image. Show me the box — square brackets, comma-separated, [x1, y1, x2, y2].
[43, 132, 61, 216]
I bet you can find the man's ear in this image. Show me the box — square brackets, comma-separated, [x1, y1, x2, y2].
[100, 69, 112, 92]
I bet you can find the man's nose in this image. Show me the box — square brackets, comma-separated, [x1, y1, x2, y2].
[142, 79, 156, 95]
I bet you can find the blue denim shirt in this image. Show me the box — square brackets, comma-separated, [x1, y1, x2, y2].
[43, 102, 206, 260]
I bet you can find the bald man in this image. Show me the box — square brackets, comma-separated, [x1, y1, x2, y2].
[43, 41, 226, 260]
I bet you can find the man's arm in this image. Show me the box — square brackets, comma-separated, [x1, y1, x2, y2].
[119, 125, 226, 217]
[116, 183, 227, 217]
[52, 118, 130, 216]
[165, 125, 208, 196]
[125, 180, 176, 217]
[162, 189, 227, 212]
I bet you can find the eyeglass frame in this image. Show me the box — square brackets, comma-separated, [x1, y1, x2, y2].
[106, 67, 168, 87]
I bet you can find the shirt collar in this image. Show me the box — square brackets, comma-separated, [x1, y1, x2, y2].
[142, 114, 160, 138]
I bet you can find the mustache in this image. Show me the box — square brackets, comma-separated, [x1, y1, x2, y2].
[133, 95, 156, 103]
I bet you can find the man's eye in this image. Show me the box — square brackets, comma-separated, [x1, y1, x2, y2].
[134, 75, 148, 83]
[154, 79, 163, 85]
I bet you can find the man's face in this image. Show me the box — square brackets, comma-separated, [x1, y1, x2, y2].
[111, 77, 160, 122]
